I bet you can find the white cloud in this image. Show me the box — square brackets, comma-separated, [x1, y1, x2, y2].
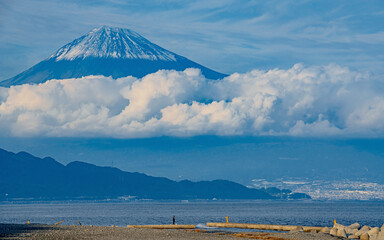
[0, 65, 382, 138]
[289, 117, 343, 137]
[346, 97, 384, 135]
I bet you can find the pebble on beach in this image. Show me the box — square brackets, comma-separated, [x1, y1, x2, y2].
[0, 223, 343, 240]
[3, 221, 384, 240]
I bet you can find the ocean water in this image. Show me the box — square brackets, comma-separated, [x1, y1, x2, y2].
[0, 201, 383, 228]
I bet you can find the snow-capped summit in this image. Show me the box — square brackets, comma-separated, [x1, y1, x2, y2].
[51, 26, 176, 61]
[1, 26, 226, 87]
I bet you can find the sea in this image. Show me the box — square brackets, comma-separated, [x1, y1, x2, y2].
[0, 201, 383, 229]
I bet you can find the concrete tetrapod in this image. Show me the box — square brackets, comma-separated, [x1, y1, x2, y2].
[362, 226, 371, 231]
[348, 235, 359, 239]
[369, 227, 380, 237]
[360, 233, 370, 240]
[349, 223, 361, 230]
[356, 229, 369, 237]
[377, 231, 384, 240]
[320, 227, 331, 233]
[330, 228, 338, 236]
[337, 229, 347, 238]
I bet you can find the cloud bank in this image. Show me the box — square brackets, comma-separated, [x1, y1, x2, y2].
[0, 64, 383, 138]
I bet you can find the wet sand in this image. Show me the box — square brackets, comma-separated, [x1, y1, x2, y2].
[0, 223, 342, 240]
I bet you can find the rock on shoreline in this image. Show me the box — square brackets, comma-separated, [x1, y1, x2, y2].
[328, 222, 384, 240]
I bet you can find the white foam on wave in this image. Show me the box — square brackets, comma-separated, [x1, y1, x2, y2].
[196, 223, 217, 229]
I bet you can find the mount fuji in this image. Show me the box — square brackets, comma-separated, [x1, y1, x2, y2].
[0, 26, 226, 87]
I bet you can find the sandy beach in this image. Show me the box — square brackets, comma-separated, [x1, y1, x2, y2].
[0, 223, 342, 240]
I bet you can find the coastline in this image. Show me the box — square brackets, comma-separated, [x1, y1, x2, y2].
[0, 223, 341, 240]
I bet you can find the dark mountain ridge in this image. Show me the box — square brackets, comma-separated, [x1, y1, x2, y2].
[0, 148, 297, 201]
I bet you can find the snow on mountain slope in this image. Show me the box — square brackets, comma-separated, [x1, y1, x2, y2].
[0, 26, 226, 87]
[51, 26, 176, 61]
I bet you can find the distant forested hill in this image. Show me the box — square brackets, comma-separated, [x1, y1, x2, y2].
[0, 148, 290, 201]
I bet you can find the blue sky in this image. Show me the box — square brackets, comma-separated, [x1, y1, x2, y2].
[1, 0, 384, 80]
[1, 0, 384, 186]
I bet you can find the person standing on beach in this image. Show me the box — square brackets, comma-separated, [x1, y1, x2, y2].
[173, 216, 175, 225]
